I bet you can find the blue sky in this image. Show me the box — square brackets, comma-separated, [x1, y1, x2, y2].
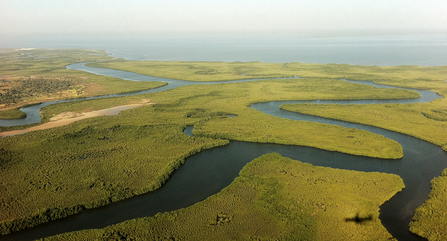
[2, 0, 446, 35]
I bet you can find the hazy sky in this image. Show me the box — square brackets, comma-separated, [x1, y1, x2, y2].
[2, 0, 447, 35]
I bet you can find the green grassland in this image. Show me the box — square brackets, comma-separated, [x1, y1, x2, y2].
[87, 59, 447, 150]
[33, 78, 411, 159]
[410, 168, 447, 241]
[88, 60, 447, 84]
[57, 60, 447, 240]
[0, 104, 228, 234]
[280, 102, 447, 149]
[0, 108, 27, 119]
[279, 91, 447, 240]
[0, 76, 412, 235]
[0, 49, 113, 76]
[0, 49, 166, 116]
[1, 54, 446, 239]
[43, 153, 404, 241]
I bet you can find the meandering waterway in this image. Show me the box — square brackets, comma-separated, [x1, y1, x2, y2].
[1, 63, 446, 241]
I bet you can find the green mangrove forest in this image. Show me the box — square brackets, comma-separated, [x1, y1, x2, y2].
[0, 49, 446, 240]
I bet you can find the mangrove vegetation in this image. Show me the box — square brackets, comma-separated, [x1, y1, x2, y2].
[41, 153, 405, 241]
[0, 49, 166, 116]
[1, 51, 446, 240]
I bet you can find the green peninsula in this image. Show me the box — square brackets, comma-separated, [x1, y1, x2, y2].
[43, 153, 404, 241]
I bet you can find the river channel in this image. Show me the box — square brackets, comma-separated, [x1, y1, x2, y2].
[1, 63, 446, 241]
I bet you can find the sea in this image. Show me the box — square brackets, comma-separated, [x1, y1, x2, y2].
[1, 32, 447, 66]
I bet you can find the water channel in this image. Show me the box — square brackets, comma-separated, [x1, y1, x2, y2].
[1, 63, 446, 241]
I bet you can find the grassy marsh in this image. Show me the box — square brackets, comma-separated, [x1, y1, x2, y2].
[70, 60, 447, 240]
[0, 49, 166, 115]
[0, 76, 410, 235]
[1, 54, 446, 239]
[277, 84, 447, 240]
[280, 102, 447, 148]
[410, 168, 447, 241]
[43, 153, 404, 241]
[88, 60, 447, 85]
[0, 108, 27, 119]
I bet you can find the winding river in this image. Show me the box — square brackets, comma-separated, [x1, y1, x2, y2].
[1, 63, 446, 241]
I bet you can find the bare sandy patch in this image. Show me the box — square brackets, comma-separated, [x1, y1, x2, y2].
[0, 99, 154, 137]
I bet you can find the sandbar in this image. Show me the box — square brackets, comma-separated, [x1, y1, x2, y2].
[0, 99, 154, 137]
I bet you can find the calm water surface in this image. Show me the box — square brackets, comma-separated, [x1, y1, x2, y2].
[2, 33, 447, 65]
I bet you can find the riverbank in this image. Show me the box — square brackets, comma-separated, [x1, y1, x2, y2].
[0, 49, 166, 122]
[0, 99, 154, 137]
[42, 153, 405, 241]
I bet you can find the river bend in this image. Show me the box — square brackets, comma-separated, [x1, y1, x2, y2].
[1, 63, 446, 241]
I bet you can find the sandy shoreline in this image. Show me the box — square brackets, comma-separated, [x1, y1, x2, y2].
[0, 99, 154, 137]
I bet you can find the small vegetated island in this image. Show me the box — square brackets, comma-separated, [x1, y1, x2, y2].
[0, 49, 446, 240]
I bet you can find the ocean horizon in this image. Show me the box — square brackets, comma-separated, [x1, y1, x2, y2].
[2, 31, 447, 66]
